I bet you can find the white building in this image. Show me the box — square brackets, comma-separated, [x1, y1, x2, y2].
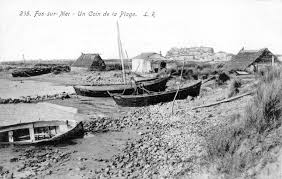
[131, 52, 166, 73]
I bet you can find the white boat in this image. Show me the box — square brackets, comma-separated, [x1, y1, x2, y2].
[0, 119, 83, 145]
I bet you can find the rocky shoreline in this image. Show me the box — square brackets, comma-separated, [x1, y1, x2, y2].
[1, 69, 270, 178]
[80, 85, 253, 178]
[0, 146, 75, 178]
[0, 86, 254, 178]
[0, 92, 73, 104]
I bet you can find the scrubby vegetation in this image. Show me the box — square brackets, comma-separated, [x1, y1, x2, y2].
[205, 66, 282, 178]
[171, 62, 225, 80]
[227, 78, 242, 98]
[104, 59, 131, 71]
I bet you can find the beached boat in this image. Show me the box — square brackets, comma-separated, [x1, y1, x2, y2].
[12, 65, 70, 77]
[12, 67, 52, 77]
[73, 76, 170, 97]
[0, 119, 83, 145]
[109, 81, 202, 107]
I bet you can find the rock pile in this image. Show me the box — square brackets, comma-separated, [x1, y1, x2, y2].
[84, 71, 132, 85]
[83, 108, 152, 133]
[83, 117, 122, 133]
[0, 92, 72, 104]
[10, 146, 73, 178]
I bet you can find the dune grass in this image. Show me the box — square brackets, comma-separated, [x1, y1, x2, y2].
[205, 66, 282, 177]
[227, 79, 242, 98]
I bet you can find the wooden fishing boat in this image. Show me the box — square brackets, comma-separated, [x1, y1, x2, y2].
[73, 76, 170, 97]
[12, 65, 70, 77]
[109, 81, 202, 107]
[12, 67, 52, 77]
[0, 119, 83, 145]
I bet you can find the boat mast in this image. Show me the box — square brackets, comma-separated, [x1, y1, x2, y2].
[171, 58, 185, 115]
[117, 21, 126, 84]
[22, 54, 25, 64]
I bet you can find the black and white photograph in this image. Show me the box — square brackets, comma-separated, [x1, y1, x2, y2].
[0, 0, 282, 178]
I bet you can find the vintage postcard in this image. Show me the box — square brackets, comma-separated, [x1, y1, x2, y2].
[0, 0, 282, 178]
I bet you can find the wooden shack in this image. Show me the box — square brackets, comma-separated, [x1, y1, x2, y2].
[224, 48, 279, 73]
[72, 53, 106, 71]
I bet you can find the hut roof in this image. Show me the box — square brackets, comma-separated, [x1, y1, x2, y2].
[132, 52, 166, 61]
[224, 48, 278, 71]
[72, 53, 103, 67]
[72, 53, 101, 67]
[72, 53, 106, 71]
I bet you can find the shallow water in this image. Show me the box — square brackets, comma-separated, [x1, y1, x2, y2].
[0, 102, 84, 126]
[0, 79, 74, 99]
[0, 79, 132, 177]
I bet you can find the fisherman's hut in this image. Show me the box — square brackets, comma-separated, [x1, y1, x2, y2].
[131, 52, 167, 73]
[71, 53, 106, 71]
[224, 48, 279, 73]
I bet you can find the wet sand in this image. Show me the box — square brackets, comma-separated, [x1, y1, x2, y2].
[0, 130, 140, 179]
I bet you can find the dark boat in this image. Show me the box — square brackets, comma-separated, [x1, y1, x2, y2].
[0, 119, 83, 145]
[73, 76, 170, 97]
[12, 67, 52, 77]
[12, 65, 70, 77]
[109, 81, 202, 107]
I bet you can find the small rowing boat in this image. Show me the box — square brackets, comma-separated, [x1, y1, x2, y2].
[0, 119, 83, 145]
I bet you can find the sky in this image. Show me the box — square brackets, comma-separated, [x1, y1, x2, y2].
[0, 0, 281, 61]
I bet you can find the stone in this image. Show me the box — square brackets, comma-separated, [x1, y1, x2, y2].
[10, 158, 18, 162]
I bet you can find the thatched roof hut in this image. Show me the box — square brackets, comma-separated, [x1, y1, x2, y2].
[72, 53, 106, 71]
[224, 48, 279, 72]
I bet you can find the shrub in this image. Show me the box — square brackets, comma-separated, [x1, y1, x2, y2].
[227, 79, 242, 98]
[259, 66, 282, 84]
[205, 116, 246, 174]
[245, 79, 282, 134]
[216, 63, 225, 69]
[216, 72, 230, 85]
[105, 64, 122, 71]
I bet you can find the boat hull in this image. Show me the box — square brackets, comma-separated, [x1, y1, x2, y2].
[0, 120, 84, 145]
[110, 81, 202, 107]
[73, 77, 169, 97]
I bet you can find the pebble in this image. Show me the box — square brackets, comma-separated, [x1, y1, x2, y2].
[10, 158, 18, 162]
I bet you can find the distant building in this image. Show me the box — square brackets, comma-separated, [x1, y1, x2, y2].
[131, 52, 167, 73]
[224, 48, 279, 72]
[165, 47, 232, 62]
[72, 53, 106, 71]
